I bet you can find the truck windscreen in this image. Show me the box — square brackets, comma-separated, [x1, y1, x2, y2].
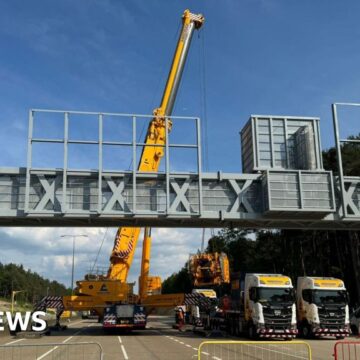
[311, 290, 348, 306]
[257, 287, 294, 305]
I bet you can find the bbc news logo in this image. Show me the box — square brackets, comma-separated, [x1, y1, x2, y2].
[0, 311, 47, 331]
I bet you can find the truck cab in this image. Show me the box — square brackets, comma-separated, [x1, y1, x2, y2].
[190, 288, 218, 328]
[297, 277, 350, 338]
[244, 274, 297, 338]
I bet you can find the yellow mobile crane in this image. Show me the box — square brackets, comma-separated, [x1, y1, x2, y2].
[53, 9, 205, 330]
[186, 231, 230, 329]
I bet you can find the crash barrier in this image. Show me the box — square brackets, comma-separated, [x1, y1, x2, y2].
[198, 341, 312, 360]
[334, 341, 360, 360]
[0, 342, 103, 360]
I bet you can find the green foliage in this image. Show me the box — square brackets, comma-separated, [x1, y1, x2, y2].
[162, 265, 192, 294]
[207, 229, 254, 272]
[0, 262, 71, 304]
[323, 133, 360, 176]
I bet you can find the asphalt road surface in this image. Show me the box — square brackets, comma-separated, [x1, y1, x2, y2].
[0, 316, 357, 359]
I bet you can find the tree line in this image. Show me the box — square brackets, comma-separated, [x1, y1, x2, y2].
[163, 135, 360, 307]
[0, 262, 70, 304]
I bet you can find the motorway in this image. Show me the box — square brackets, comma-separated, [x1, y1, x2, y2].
[0, 316, 357, 360]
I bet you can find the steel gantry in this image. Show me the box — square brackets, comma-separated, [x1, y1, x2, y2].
[0, 106, 359, 229]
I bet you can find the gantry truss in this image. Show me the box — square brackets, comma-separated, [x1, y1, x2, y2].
[0, 107, 359, 229]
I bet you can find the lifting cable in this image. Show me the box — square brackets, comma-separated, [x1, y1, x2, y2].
[198, 28, 209, 172]
[91, 227, 109, 272]
[198, 27, 216, 245]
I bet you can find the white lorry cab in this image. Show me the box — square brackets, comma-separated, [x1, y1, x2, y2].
[297, 277, 350, 339]
[190, 288, 218, 328]
[243, 274, 297, 338]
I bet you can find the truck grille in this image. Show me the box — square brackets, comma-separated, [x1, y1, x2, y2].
[318, 308, 346, 328]
[263, 308, 292, 330]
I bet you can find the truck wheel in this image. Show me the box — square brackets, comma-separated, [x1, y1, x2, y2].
[301, 324, 312, 339]
[248, 323, 258, 339]
[351, 325, 359, 335]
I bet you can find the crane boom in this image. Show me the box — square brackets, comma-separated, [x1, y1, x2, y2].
[107, 9, 204, 284]
[54, 11, 205, 329]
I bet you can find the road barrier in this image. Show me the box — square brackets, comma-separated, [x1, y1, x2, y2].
[198, 341, 312, 360]
[0, 342, 103, 360]
[334, 341, 360, 360]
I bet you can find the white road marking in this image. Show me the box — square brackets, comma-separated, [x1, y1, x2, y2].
[4, 339, 25, 345]
[62, 336, 73, 343]
[154, 327, 198, 353]
[250, 345, 309, 359]
[202, 352, 210, 356]
[118, 335, 128, 359]
[36, 346, 59, 360]
[36, 329, 81, 359]
[121, 344, 129, 359]
[213, 357, 222, 360]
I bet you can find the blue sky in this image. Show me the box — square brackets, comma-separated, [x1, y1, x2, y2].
[0, 0, 360, 286]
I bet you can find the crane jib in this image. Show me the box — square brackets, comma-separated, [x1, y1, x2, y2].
[107, 10, 204, 285]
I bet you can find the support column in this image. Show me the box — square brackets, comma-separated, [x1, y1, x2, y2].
[139, 227, 152, 301]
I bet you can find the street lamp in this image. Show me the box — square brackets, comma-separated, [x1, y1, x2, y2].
[61, 234, 88, 295]
[11, 290, 26, 315]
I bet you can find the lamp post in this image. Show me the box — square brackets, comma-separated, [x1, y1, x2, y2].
[11, 290, 26, 315]
[61, 234, 88, 295]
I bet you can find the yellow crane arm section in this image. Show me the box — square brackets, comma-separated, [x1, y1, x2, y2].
[107, 10, 204, 283]
[141, 293, 185, 308]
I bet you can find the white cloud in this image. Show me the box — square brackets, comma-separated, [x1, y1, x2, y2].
[0, 226, 205, 291]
